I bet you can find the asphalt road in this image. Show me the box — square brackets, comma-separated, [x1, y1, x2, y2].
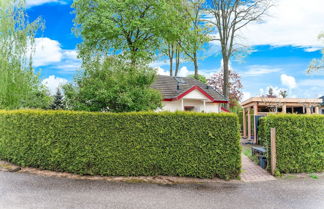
[0, 171, 323, 209]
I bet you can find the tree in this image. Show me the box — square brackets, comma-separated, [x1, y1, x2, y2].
[72, 0, 178, 65]
[308, 33, 324, 72]
[63, 57, 162, 112]
[279, 89, 288, 98]
[267, 87, 276, 98]
[163, 41, 184, 77]
[0, 0, 51, 109]
[160, 1, 190, 77]
[207, 70, 243, 107]
[179, 0, 211, 78]
[187, 74, 207, 83]
[50, 89, 65, 110]
[205, 0, 272, 108]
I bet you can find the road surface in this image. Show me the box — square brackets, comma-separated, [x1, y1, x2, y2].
[0, 171, 323, 209]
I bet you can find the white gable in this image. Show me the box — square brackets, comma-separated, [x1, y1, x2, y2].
[183, 89, 212, 101]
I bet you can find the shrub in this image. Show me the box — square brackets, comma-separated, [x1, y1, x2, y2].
[0, 110, 241, 179]
[259, 114, 324, 174]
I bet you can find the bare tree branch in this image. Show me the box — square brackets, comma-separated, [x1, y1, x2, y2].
[204, 0, 273, 108]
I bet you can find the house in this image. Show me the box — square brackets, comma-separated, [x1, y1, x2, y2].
[151, 75, 228, 113]
[320, 96, 324, 114]
[241, 97, 323, 143]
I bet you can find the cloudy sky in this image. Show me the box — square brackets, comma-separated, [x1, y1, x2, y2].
[26, 0, 324, 100]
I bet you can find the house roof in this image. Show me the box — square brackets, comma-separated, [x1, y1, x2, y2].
[151, 75, 227, 103]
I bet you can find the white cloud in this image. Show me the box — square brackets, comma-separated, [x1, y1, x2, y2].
[42, 75, 68, 95]
[242, 65, 281, 77]
[178, 66, 190, 77]
[239, 0, 324, 48]
[150, 60, 169, 68]
[299, 79, 324, 88]
[204, 40, 221, 57]
[33, 38, 63, 67]
[155, 67, 169, 76]
[242, 91, 252, 101]
[26, 0, 68, 7]
[155, 66, 191, 77]
[32, 38, 81, 73]
[280, 74, 297, 89]
[258, 86, 283, 97]
[304, 47, 322, 52]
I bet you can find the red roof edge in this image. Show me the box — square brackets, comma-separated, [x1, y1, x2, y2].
[162, 86, 228, 103]
[221, 107, 230, 112]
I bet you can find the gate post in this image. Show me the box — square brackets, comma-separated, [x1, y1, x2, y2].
[270, 128, 276, 175]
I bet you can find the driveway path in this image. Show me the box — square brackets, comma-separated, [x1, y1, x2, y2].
[0, 171, 323, 209]
[240, 154, 276, 182]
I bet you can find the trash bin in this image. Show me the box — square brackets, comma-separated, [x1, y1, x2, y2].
[258, 156, 267, 169]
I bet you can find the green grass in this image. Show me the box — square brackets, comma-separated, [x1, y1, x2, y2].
[241, 145, 260, 165]
[242, 145, 252, 157]
[308, 174, 318, 179]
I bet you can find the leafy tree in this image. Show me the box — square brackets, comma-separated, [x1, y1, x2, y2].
[187, 74, 207, 83]
[230, 100, 242, 114]
[160, 1, 190, 77]
[279, 89, 288, 98]
[50, 88, 65, 110]
[205, 0, 272, 108]
[178, 0, 210, 78]
[0, 0, 51, 109]
[63, 57, 162, 112]
[308, 33, 324, 72]
[207, 70, 243, 107]
[72, 0, 178, 65]
[267, 87, 276, 98]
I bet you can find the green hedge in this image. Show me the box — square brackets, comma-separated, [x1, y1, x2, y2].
[259, 114, 324, 174]
[0, 110, 241, 179]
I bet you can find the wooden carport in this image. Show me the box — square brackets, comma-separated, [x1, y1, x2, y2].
[241, 97, 322, 144]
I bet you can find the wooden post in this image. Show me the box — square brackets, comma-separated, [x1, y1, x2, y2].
[270, 128, 276, 175]
[315, 106, 319, 114]
[203, 100, 206, 113]
[243, 109, 247, 138]
[253, 104, 258, 144]
[282, 104, 286, 113]
[306, 107, 311, 114]
[247, 108, 251, 140]
[181, 99, 184, 111]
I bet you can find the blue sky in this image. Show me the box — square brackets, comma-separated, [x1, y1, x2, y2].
[26, 0, 324, 100]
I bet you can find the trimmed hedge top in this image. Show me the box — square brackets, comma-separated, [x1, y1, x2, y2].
[259, 114, 324, 174]
[0, 110, 241, 179]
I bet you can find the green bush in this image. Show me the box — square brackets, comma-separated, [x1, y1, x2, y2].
[0, 110, 241, 179]
[259, 114, 324, 174]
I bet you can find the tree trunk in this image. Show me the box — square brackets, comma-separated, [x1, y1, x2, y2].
[169, 56, 173, 76]
[175, 47, 180, 77]
[223, 57, 230, 109]
[194, 52, 198, 79]
[168, 44, 174, 76]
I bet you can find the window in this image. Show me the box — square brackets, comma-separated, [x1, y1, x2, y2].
[184, 106, 194, 111]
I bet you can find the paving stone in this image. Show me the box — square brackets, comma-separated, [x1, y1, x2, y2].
[240, 154, 276, 182]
